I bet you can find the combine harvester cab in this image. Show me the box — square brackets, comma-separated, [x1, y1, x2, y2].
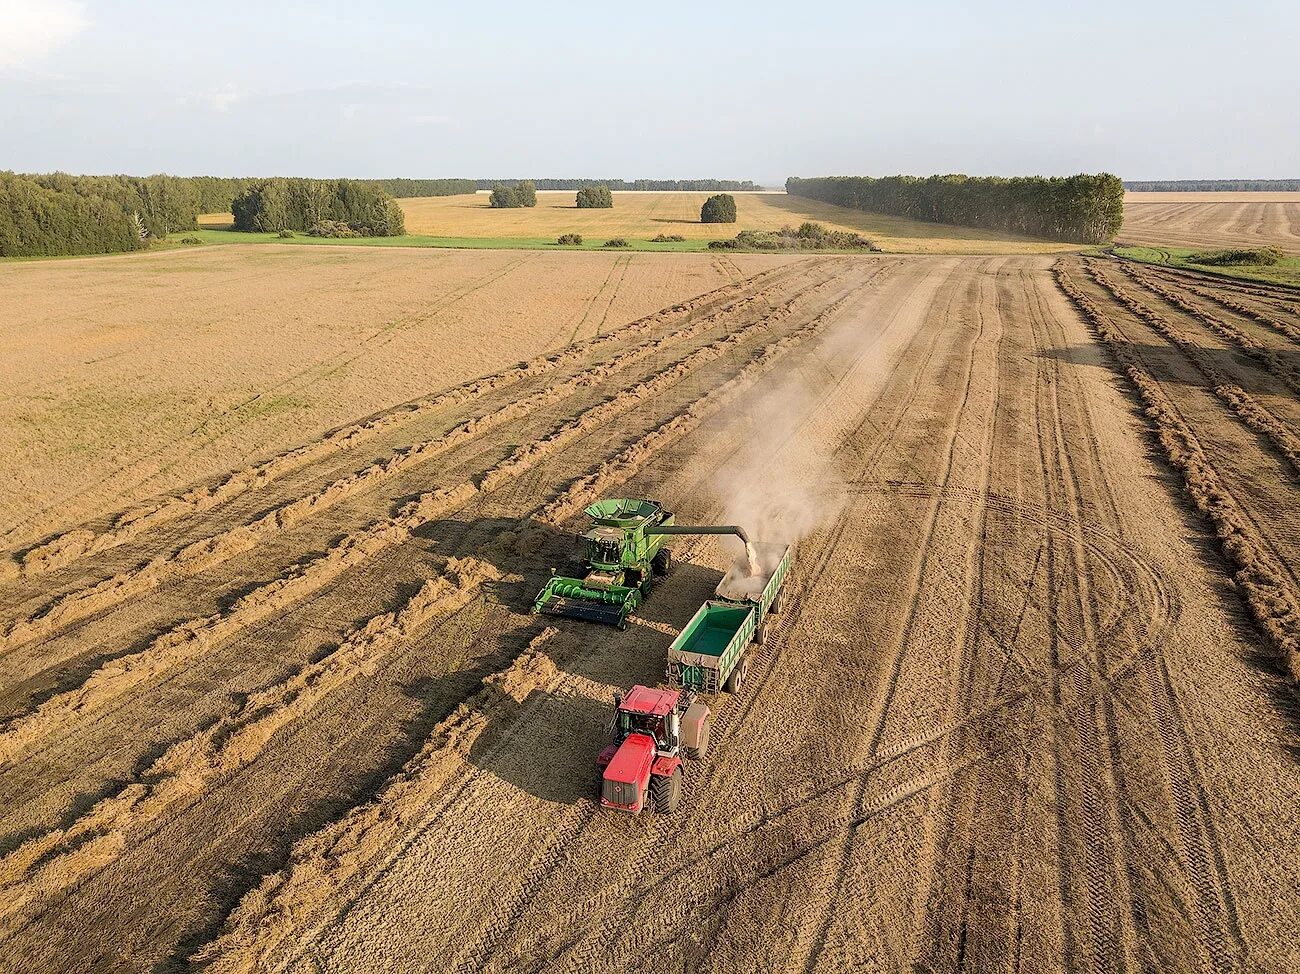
[596, 685, 711, 814]
[533, 498, 675, 629]
[666, 543, 792, 694]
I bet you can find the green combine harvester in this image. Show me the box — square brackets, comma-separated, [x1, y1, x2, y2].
[533, 498, 752, 629]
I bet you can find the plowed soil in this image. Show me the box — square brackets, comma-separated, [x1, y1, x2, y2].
[0, 251, 1297, 973]
[1123, 192, 1300, 253]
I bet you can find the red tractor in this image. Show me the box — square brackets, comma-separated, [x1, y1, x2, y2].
[596, 685, 711, 814]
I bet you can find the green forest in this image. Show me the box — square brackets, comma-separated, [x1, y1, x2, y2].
[1124, 179, 1299, 192]
[0, 172, 200, 257]
[786, 173, 1124, 244]
[231, 179, 405, 235]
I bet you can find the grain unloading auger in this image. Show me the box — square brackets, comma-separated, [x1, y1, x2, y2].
[532, 498, 751, 630]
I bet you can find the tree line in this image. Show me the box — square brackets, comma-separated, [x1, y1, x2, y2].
[1124, 179, 1300, 192]
[0, 171, 202, 257]
[785, 173, 1124, 244]
[231, 179, 405, 235]
[189, 176, 475, 212]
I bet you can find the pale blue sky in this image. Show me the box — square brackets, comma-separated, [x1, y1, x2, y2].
[1, 0, 1296, 181]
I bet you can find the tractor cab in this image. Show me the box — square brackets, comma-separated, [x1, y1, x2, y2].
[612, 686, 682, 752]
[596, 685, 711, 814]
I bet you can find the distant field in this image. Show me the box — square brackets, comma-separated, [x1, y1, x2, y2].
[201, 191, 1082, 254]
[1122, 191, 1300, 254]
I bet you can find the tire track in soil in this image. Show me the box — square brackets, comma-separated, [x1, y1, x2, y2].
[1049, 265, 1254, 972]
[789, 260, 1000, 974]
[1030, 267, 1137, 974]
[181, 259, 897, 974]
[908, 262, 1038, 974]
[0, 270, 864, 772]
[0, 265, 839, 657]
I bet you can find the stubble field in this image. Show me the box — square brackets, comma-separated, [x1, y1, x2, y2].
[0, 245, 1297, 973]
[1122, 192, 1300, 253]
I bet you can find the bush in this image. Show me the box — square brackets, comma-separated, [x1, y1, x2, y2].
[700, 193, 737, 224]
[708, 222, 876, 252]
[306, 220, 360, 238]
[179, 235, 203, 245]
[1188, 247, 1283, 267]
[575, 185, 614, 208]
[602, 238, 630, 248]
[557, 233, 583, 246]
[489, 180, 537, 208]
[651, 233, 685, 242]
[278, 229, 294, 238]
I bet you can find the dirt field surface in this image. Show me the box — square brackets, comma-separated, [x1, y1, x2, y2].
[394, 192, 1080, 254]
[0, 244, 790, 550]
[1, 253, 1298, 973]
[1123, 192, 1300, 253]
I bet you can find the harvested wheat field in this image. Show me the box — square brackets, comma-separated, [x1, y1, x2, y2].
[0, 244, 790, 550]
[0, 251, 1298, 973]
[1123, 192, 1300, 253]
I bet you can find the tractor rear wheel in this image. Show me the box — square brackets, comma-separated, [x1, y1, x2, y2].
[685, 720, 711, 760]
[652, 547, 673, 577]
[651, 767, 682, 814]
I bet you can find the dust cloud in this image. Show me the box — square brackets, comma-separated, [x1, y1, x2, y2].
[711, 307, 884, 596]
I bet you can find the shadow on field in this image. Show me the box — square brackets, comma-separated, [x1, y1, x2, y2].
[1039, 340, 1300, 385]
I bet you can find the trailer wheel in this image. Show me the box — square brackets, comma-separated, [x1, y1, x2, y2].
[685, 720, 711, 760]
[724, 657, 746, 693]
[769, 592, 782, 614]
[651, 767, 682, 814]
[652, 547, 673, 577]
[754, 616, 766, 646]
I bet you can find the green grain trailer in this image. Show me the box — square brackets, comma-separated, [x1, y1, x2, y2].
[666, 543, 792, 693]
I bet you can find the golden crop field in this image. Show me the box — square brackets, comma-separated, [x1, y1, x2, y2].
[394, 191, 1080, 254]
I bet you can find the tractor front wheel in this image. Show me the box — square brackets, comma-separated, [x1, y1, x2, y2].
[651, 767, 682, 814]
[652, 547, 673, 577]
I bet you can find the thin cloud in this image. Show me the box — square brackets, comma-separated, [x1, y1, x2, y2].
[0, 0, 89, 71]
